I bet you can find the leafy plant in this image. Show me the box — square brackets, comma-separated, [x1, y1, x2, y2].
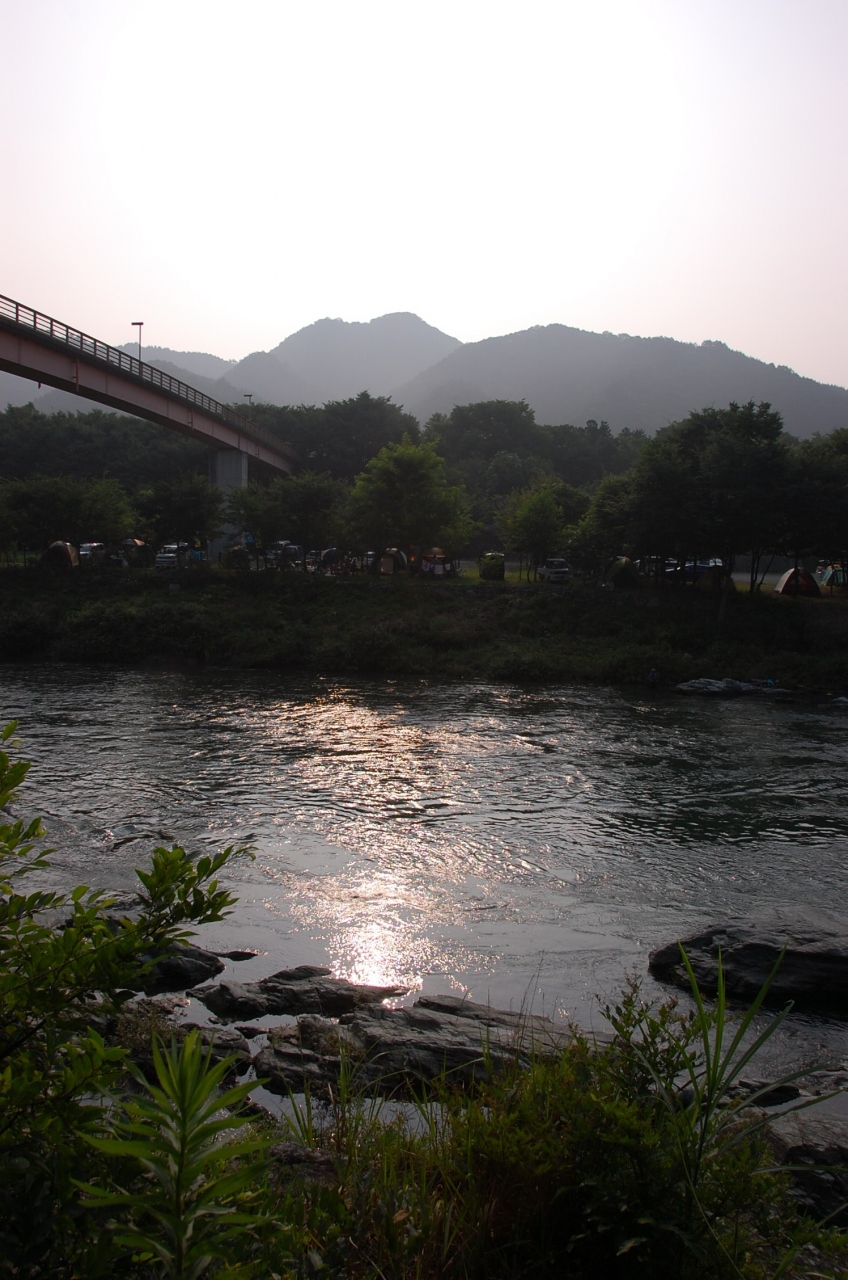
[0, 721, 249, 1273]
[80, 1031, 265, 1279]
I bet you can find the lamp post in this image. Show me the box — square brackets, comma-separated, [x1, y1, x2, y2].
[243, 393, 253, 422]
[131, 321, 143, 363]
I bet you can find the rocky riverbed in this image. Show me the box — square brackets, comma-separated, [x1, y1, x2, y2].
[128, 923, 848, 1227]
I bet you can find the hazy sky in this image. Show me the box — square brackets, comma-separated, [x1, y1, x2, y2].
[2, 1, 847, 386]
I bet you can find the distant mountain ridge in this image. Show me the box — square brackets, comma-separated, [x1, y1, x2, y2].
[393, 326, 848, 438]
[2, 313, 847, 439]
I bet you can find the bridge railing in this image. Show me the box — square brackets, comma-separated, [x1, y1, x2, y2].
[0, 293, 288, 457]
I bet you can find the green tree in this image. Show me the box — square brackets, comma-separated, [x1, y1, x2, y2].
[276, 470, 348, 557]
[229, 472, 348, 564]
[426, 400, 545, 465]
[566, 473, 635, 578]
[0, 404, 208, 487]
[777, 434, 848, 573]
[346, 437, 474, 555]
[627, 402, 788, 581]
[1, 475, 134, 551]
[498, 483, 566, 577]
[139, 475, 225, 552]
[2, 475, 84, 549]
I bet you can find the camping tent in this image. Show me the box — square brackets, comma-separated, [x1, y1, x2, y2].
[774, 568, 821, 597]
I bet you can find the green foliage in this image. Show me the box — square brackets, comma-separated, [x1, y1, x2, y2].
[228, 471, 348, 559]
[137, 474, 226, 551]
[347, 436, 475, 554]
[566, 472, 635, 576]
[0, 404, 208, 488]
[0, 723, 248, 1273]
[627, 402, 788, 569]
[0, 473, 136, 550]
[498, 481, 567, 569]
[239, 392, 420, 482]
[428, 405, 646, 522]
[228, 964, 844, 1280]
[80, 1032, 264, 1279]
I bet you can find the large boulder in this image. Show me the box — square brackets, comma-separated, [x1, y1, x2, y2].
[190, 964, 408, 1021]
[648, 911, 848, 1013]
[768, 1110, 848, 1227]
[253, 995, 575, 1097]
[143, 943, 225, 994]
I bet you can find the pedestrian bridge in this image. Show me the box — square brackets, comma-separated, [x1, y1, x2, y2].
[0, 293, 293, 482]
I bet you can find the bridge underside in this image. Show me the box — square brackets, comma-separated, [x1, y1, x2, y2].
[0, 326, 292, 475]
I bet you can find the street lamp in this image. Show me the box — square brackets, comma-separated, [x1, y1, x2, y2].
[243, 393, 253, 422]
[131, 321, 143, 363]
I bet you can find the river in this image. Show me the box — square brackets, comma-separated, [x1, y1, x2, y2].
[3, 664, 848, 1074]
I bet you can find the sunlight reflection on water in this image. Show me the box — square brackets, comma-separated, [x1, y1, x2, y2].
[3, 665, 848, 1066]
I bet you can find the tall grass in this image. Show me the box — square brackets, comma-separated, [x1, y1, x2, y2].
[81, 959, 847, 1279]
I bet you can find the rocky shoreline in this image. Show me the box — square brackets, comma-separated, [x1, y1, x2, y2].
[129, 910, 848, 1226]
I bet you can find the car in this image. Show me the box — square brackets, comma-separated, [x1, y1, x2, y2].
[664, 558, 723, 582]
[154, 543, 190, 569]
[79, 542, 105, 561]
[537, 558, 571, 583]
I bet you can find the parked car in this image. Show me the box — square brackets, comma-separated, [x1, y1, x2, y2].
[537, 558, 571, 583]
[267, 541, 303, 569]
[155, 543, 190, 568]
[79, 542, 105, 562]
[664, 558, 722, 582]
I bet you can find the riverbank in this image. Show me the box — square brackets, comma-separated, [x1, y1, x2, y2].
[2, 567, 848, 688]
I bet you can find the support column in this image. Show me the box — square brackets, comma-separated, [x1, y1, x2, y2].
[210, 449, 248, 562]
[213, 448, 248, 493]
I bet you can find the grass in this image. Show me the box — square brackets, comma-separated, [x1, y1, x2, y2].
[84, 972, 848, 1280]
[1, 565, 848, 690]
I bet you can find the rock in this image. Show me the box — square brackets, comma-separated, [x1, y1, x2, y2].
[254, 1017, 346, 1093]
[416, 994, 577, 1044]
[143, 943, 225, 994]
[121, 1006, 251, 1079]
[676, 678, 756, 696]
[768, 1110, 848, 1226]
[727, 1077, 803, 1107]
[254, 998, 576, 1097]
[180, 1022, 252, 1074]
[214, 949, 262, 961]
[235, 1023, 266, 1040]
[190, 964, 407, 1021]
[648, 911, 848, 1013]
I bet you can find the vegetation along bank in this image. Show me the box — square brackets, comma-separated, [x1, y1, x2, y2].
[4, 393, 848, 688]
[3, 567, 848, 689]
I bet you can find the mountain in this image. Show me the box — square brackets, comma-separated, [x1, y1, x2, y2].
[222, 312, 462, 406]
[2, 313, 847, 440]
[393, 326, 848, 439]
[116, 345, 237, 381]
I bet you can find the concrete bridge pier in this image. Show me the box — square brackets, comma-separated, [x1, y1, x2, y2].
[213, 447, 249, 493]
[209, 448, 248, 562]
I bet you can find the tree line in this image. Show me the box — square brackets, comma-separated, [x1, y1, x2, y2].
[2, 393, 846, 577]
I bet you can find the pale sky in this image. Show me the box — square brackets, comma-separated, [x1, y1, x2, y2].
[2, 0, 847, 386]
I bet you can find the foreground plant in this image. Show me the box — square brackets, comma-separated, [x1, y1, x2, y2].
[0, 722, 249, 1274]
[80, 1031, 264, 1279]
[237, 975, 846, 1280]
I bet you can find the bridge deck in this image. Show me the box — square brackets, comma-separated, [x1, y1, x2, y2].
[0, 294, 293, 473]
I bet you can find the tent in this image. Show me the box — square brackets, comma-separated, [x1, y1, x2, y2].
[42, 541, 79, 570]
[774, 567, 821, 597]
[604, 556, 640, 588]
[819, 565, 846, 590]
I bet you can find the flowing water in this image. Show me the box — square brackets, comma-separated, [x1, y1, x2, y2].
[3, 664, 848, 1073]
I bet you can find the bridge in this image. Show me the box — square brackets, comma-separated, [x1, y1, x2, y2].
[0, 293, 293, 488]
